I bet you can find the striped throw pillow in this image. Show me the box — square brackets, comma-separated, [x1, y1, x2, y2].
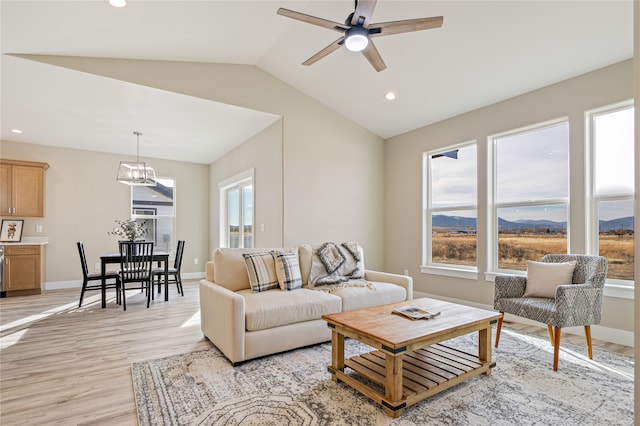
[274, 250, 303, 291]
[243, 252, 279, 292]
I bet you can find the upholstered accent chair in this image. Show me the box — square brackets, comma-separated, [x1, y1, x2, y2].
[494, 254, 608, 371]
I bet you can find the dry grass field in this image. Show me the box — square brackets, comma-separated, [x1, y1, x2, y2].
[432, 232, 634, 280]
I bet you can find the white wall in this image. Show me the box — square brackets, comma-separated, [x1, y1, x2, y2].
[210, 120, 284, 249]
[22, 56, 387, 269]
[384, 60, 634, 340]
[0, 140, 209, 286]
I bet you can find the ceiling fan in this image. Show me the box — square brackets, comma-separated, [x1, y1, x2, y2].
[277, 0, 443, 72]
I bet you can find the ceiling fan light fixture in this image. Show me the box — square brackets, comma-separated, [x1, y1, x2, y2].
[108, 0, 127, 7]
[344, 27, 369, 52]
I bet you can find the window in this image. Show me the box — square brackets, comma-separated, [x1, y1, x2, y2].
[587, 102, 634, 283]
[131, 177, 176, 255]
[219, 169, 254, 248]
[489, 120, 570, 272]
[423, 143, 477, 272]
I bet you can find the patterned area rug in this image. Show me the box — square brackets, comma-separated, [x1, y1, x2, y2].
[132, 328, 634, 425]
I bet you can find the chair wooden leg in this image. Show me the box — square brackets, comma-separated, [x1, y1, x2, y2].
[78, 280, 87, 307]
[177, 275, 184, 296]
[547, 324, 554, 346]
[584, 325, 593, 359]
[553, 326, 561, 371]
[495, 312, 504, 348]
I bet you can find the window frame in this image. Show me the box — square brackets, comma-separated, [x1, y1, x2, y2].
[422, 141, 478, 280]
[130, 177, 176, 256]
[219, 168, 255, 248]
[585, 100, 635, 295]
[487, 117, 570, 274]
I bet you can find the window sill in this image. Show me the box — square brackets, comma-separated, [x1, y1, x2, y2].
[484, 272, 634, 300]
[603, 283, 634, 300]
[420, 265, 478, 280]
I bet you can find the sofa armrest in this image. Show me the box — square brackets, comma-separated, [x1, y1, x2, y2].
[205, 260, 215, 282]
[199, 279, 246, 364]
[364, 270, 413, 301]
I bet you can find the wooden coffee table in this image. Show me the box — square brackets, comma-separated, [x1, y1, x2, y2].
[322, 298, 501, 417]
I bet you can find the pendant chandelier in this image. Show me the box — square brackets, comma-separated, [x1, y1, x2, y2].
[116, 131, 156, 186]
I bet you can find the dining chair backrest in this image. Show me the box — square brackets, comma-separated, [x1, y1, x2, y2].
[174, 240, 185, 270]
[77, 241, 90, 278]
[119, 241, 154, 281]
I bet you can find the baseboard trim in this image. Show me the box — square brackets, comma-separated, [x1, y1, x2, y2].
[182, 271, 205, 280]
[46, 280, 82, 290]
[45, 271, 205, 291]
[413, 291, 634, 348]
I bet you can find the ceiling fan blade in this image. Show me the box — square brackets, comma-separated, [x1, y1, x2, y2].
[369, 16, 444, 37]
[278, 8, 350, 32]
[351, 0, 378, 27]
[362, 40, 386, 72]
[302, 37, 345, 66]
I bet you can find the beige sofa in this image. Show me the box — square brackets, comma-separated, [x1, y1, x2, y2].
[199, 244, 413, 364]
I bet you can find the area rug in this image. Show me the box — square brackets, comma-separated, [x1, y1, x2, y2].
[132, 328, 634, 425]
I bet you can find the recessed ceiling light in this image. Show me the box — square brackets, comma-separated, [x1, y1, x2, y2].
[385, 92, 396, 101]
[108, 0, 127, 7]
[11, 129, 23, 134]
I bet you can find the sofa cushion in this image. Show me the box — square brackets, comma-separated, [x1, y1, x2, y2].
[244, 252, 279, 292]
[332, 281, 407, 311]
[274, 250, 302, 291]
[213, 247, 296, 292]
[240, 288, 342, 332]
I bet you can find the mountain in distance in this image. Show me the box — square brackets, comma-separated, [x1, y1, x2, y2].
[599, 216, 634, 231]
[432, 215, 477, 229]
[432, 214, 634, 232]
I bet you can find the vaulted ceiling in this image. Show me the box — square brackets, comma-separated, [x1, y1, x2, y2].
[1, 1, 633, 164]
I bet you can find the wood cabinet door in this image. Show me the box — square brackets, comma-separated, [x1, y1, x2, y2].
[12, 165, 44, 217]
[6, 254, 40, 291]
[0, 164, 11, 215]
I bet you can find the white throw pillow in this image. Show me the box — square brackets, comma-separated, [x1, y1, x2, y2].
[523, 260, 577, 298]
[243, 252, 279, 293]
[274, 250, 302, 291]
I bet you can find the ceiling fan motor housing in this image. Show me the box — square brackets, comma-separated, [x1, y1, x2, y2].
[344, 26, 369, 51]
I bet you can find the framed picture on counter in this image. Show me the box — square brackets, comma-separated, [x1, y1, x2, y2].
[1, 219, 24, 242]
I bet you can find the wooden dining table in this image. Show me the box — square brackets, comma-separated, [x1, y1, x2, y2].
[99, 251, 169, 308]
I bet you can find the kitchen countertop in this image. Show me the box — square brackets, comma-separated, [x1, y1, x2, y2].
[1, 237, 48, 246]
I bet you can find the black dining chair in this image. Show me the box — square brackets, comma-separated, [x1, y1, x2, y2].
[118, 241, 154, 310]
[77, 241, 121, 307]
[152, 240, 185, 297]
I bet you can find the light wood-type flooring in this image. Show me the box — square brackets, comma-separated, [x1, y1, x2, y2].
[0, 282, 633, 425]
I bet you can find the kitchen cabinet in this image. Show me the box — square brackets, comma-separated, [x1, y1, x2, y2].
[0, 159, 49, 217]
[5, 245, 43, 296]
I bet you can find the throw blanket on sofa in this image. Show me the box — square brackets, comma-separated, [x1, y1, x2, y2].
[310, 242, 372, 292]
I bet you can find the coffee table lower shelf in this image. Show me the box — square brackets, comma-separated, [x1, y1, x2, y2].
[329, 343, 495, 416]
